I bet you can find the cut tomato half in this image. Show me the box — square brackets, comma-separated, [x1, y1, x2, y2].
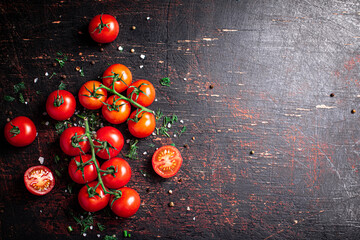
[24, 166, 55, 196]
[152, 145, 183, 178]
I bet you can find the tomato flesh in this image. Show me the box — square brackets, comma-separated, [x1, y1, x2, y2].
[24, 166, 55, 196]
[152, 145, 183, 178]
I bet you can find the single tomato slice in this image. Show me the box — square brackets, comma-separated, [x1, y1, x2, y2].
[24, 166, 55, 196]
[152, 145, 183, 178]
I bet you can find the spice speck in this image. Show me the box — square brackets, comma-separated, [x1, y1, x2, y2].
[130, 48, 135, 53]
[169, 202, 175, 207]
[351, 109, 356, 114]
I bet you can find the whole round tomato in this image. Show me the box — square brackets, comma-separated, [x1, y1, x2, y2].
[94, 126, 124, 159]
[100, 157, 131, 189]
[46, 90, 76, 121]
[4, 116, 37, 147]
[68, 155, 99, 184]
[24, 165, 55, 196]
[110, 187, 140, 218]
[78, 181, 110, 212]
[127, 110, 156, 138]
[152, 145, 183, 178]
[89, 14, 119, 43]
[60, 126, 90, 156]
[102, 95, 131, 124]
[102, 64, 132, 93]
[126, 80, 156, 107]
[78, 81, 107, 110]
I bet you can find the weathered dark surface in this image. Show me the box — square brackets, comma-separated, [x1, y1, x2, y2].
[1, 0, 360, 239]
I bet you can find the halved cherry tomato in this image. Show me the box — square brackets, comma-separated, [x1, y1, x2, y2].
[4, 116, 37, 147]
[152, 145, 183, 178]
[46, 90, 76, 121]
[60, 126, 90, 156]
[100, 157, 131, 189]
[102, 95, 131, 124]
[127, 110, 156, 138]
[89, 14, 119, 43]
[126, 79, 155, 107]
[68, 155, 99, 184]
[78, 81, 107, 110]
[94, 126, 124, 159]
[24, 165, 55, 196]
[102, 64, 132, 93]
[110, 187, 140, 218]
[78, 181, 110, 212]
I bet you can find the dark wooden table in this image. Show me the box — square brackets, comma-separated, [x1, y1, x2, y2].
[1, 0, 360, 239]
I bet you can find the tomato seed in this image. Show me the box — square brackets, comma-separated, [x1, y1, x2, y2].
[90, 60, 95, 65]
[351, 109, 356, 114]
[168, 190, 173, 194]
[250, 150, 255, 155]
[330, 93, 335, 97]
[53, 62, 57, 67]
[169, 202, 174, 207]
[131, 26, 136, 30]
[209, 84, 214, 89]
[130, 48, 135, 53]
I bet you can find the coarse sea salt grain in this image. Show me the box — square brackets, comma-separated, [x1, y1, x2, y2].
[139, 65, 144, 69]
[45, 72, 49, 76]
[146, 17, 150, 20]
[140, 54, 146, 59]
[118, 46, 123, 51]
[38, 157, 44, 164]
[180, 120, 184, 124]
[126, 139, 131, 144]
[34, 78, 38, 83]
[45, 121, 49, 126]
[187, 206, 190, 211]
[143, 151, 147, 155]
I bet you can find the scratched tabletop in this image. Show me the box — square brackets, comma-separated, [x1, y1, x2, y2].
[1, 0, 360, 239]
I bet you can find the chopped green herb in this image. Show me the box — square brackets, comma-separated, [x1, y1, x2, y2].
[125, 139, 138, 160]
[178, 125, 187, 137]
[124, 230, 128, 237]
[55, 52, 68, 68]
[80, 68, 85, 77]
[160, 77, 171, 86]
[71, 212, 93, 234]
[77, 111, 101, 131]
[14, 82, 25, 93]
[36, 90, 41, 95]
[19, 93, 25, 103]
[4, 95, 15, 102]
[58, 82, 67, 90]
[67, 226, 73, 232]
[54, 155, 60, 164]
[97, 222, 106, 231]
[170, 143, 175, 146]
[67, 183, 73, 194]
[155, 109, 164, 121]
[54, 169, 62, 177]
[156, 126, 170, 137]
[55, 120, 71, 135]
[103, 235, 118, 240]
[49, 72, 57, 79]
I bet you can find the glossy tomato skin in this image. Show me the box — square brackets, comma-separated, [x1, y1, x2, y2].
[102, 64, 132, 93]
[152, 145, 183, 178]
[126, 80, 155, 107]
[78, 181, 110, 212]
[110, 187, 140, 218]
[94, 126, 124, 159]
[127, 110, 156, 138]
[78, 81, 107, 110]
[4, 116, 37, 147]
[89, 14, 119, 43]
[68, 155, 99, 184]
[24, 165, 55, 196]
[102, 95, 131, 124]
[101, 157, 131, 189]
[60, 127, 90, 156]
[46, 90, 76, 121]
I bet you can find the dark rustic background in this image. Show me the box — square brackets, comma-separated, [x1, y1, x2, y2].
[1, 0, 360, 239]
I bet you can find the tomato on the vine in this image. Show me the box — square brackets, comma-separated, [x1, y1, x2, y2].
[152, 145, 183, 178]
[68, 155, 99, 184]
[4, 116, 37, 147]
[100, 157, 131, 189]
[78, 81, 107, 110]
[46, 90, 76, 121]
[60, 126, 90, 156]
[127, 110, 156, 138]
[102, 64, 132, 93]
[94, 126, 124, 159]
[110, 187, 140, 218]
[78, 181, 110, 212]
[88, 14, 119, 43]
[126, 80, 156, 107]
[102, 95, 131, 124]
[24, 165, 55, 196]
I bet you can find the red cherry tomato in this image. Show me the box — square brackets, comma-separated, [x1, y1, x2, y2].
[102, 64, 132, 93]
[60, 127, 90, 156]
[46, 90, 76, 121]
[94, 126, 124, 159]
[100, 157, 131, 189]
[127, 110, 156, 138]
[4, 116, 37, 147]
[78, 81, 107, 110]
[152, 145, 183, 178]
[102, 95, 131, 124]
[78, 181, 110, 212]
[24, 165, 55, 196]
[89, 14, 119, 43]
[126, 80, 156, 107]
[110, 187, 140, 218]
[68, 155, 99, 184]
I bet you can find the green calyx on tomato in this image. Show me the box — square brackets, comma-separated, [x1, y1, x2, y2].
[110, 189, 122, 208]
[53, 90, 64, 107]
[71, 132, 88, 153]
[9, 122, 20, 137]
[82, 82, 105, 99]
[103, 96, 127, 112]
[128, 83, 149, 102]
[94, 138, 118, 158]
[91, 14, 110, 34]
[103, 71, 127, 89]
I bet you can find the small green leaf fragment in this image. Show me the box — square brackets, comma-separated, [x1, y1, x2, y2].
[14, 82, 26, 93]
[58, 82, 67, 90]
[4, 95, 15, 102]
[160, 77, 171, 86]
[19, 93, 25, 103]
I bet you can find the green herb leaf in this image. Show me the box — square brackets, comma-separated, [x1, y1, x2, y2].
[58, 82, 67, 90]
[103, 235, 118, 240]
[19, 93, 25, 103]
[160, 77, 171, 86]
[49, 72, 56, 79]
[4, 95, 15, 102]
[125, 139, 138, 160]
[55, 120, 71, 135]
[55, 169, 62, 177]
[55, 52, 68, 68]
[97, 222, 106, 231]
[14, 82, 26, 93]
[71, 212, 94, 234]
[80, 68, 85, 77]
[178, 125, 187, 137]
